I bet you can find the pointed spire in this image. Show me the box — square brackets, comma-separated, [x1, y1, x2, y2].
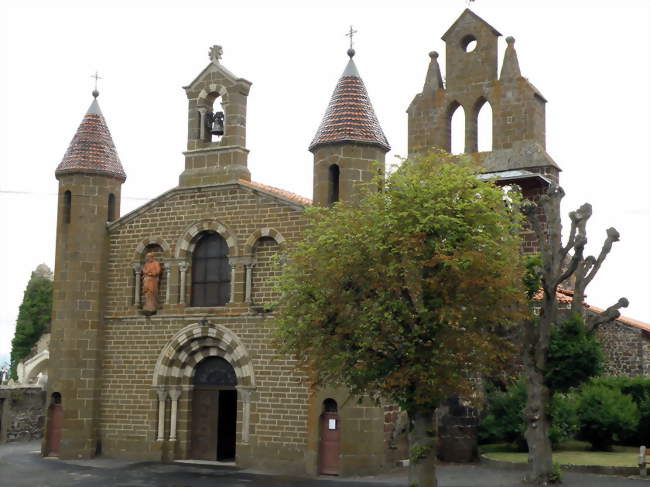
[309, 49, 390, 153]
[423, 51, 444, 93]
[56, 91, 126, 182]
[499, 36, 521, 81]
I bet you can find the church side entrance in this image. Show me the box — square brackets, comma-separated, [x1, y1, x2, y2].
[190, 356, 237, 461]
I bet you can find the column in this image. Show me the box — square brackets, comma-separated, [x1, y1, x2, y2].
[168, 389, 181, 441]
[178, 262, 189, 305]
[132, 264, 142, 306]
[156, 389, 168, 441]
[165, 263, 172, 305]
[229, 264, 237, 304]
[198, 108, 207, 140]
[239, 388, 252, 443]
[244, 263, 255, 304]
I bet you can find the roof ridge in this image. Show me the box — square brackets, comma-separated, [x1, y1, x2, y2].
[239, 179, 312, 206]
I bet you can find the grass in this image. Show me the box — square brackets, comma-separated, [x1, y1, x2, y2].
[481, 441, 640, 467]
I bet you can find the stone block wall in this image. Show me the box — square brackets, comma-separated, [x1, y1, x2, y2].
[0, 387, 46, 443]
[595, 317, 650, 377]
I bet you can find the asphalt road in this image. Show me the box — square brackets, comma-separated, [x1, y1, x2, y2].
[0, 441, 648, 486]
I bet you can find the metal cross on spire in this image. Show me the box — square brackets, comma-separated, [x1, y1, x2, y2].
[345, 25, 357, 50]
[91, 71, 102, 98]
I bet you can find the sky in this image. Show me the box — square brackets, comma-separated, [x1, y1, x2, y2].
[0, 0, 648, 356]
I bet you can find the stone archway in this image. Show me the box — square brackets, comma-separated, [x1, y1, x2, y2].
[152, 322, 255, 457]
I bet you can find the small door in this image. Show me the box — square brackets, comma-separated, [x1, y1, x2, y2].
[319, 411, 340, 475]
[191, 389, 219, 460]
[47, 404, 63, 456]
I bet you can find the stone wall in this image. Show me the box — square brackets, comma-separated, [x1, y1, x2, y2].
[0, 387, 46, 443]
[595, 315, 650, 377]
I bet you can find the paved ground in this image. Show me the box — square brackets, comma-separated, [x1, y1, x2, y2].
[1, 441, 648, 486]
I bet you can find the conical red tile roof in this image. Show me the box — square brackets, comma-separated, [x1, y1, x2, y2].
[55, 94, 126, 182]
[309, 54, 390, 153]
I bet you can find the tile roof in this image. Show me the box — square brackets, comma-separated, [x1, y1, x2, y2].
[309, 56, 390, 153]
[239, 179, 312, 206]
[55, 96, 126, 182]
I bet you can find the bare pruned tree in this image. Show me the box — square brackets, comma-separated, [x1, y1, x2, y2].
[520, 185, 628, 485]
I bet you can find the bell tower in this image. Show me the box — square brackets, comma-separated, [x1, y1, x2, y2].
[179, 45, 253, 187]
[309, 48, 390, 206]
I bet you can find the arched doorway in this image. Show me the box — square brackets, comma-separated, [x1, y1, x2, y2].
[190, 356, 237, 461]
[46, 392, 63, 456]
[318, 398, 340, 475]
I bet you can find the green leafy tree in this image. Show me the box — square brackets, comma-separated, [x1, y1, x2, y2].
[276, 152, 527, 487]
[10, 264, 53, 379]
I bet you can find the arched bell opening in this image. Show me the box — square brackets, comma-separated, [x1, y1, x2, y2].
[318, 398, 340, 475]
[199, 91, 226, 144]
[190, 356, 238, 462]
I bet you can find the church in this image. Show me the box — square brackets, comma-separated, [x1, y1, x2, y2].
[43, 9, 650, 475]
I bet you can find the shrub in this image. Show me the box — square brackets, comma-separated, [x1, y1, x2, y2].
[545, 313, 604, 393]
[478, 380, 527, 450]
[576, 383, 639, 450]
[479, 381, 579, 450]
[588, 376, 650, 445]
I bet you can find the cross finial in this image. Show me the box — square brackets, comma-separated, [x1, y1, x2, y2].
[209, 45, 223, 64]
[346, 25, 357, 50]
[91, 71, 102, 98]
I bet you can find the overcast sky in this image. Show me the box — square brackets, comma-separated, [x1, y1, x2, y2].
[0, 0, 648, 357]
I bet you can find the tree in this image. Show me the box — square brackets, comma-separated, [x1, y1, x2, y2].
[520, 188, 628, 484]
[276, 152, 528, 487]
[10, 264, 53, 379]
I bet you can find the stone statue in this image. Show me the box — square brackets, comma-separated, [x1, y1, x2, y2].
[142, 252, 162, 315]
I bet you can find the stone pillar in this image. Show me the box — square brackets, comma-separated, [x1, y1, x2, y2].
[133, 264, 142, 306]
[239, 388, 253, 444]
[168, 389, 181, 441]
[165, 263, 172, 305]
[244, 263, 255, 304]
[156, 389, 167, 441]
[198, 108, 207, 141]
[178, 262, 189, 305]
[229, 264, 237, 304]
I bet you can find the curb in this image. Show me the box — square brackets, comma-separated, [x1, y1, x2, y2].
[480, 454, 640, 476]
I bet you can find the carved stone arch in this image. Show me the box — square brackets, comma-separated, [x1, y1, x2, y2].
[197, 84, 229, 107]
[445, 100, 465, 153]
[152, 322, 254, 388]
[175, 220, 239, 259]
[243, 227, 287, 256]
[133, 236, 172, 261]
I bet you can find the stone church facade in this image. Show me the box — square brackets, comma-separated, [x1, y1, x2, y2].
[43, 9, 649, 474]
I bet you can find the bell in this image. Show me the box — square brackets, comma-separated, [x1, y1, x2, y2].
[210, 111, 225, 136]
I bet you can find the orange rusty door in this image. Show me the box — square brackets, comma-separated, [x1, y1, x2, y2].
[47, 404, 63, 456]
[319, 411, 340, 475]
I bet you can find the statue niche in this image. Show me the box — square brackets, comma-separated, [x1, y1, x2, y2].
[142, 252, 163, 315]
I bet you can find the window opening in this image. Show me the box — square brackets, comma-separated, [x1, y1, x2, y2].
[450, 104, 466, 155]
[328, 164, 340, 206]
[63, 191, 71, 224]
[477, 100, 493, 152]
[107, 193, 116, 222]
[191, 233, 230, 307]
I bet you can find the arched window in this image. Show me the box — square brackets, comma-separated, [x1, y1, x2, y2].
[328, 164, 340, 206]
[107, 193, 116, 222]
[63, 191, 71, 224]
[450, 103, 466, 155]
[477, 99, 493, 152]
[193, 356, 237, 387]
[191, 233, 230, 307]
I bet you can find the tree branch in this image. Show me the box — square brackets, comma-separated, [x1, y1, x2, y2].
[584, 227, 620, 288]
[587, 297, 630, 332]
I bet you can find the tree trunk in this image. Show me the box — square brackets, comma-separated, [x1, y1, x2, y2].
[524, 365, 553, 485]
[407, 409, 437, 487]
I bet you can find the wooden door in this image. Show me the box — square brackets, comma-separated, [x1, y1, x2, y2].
[217, 389, 237, 461]
[190, 389, 219, 460]
[46, 404, 63, 456]
[319, 412, 340, 475]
